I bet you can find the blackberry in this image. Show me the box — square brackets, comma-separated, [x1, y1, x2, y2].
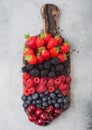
[56, 64, 64, 72]
[26, 64, 34, 70]
[30, 69, 39, 77]
[52, 58, 60, 65]
[48, 71, 55, 77]
[63, 60, 70, 68]
[38, 64, 44, 70]
[50, 66, 56, 72]
[40, 70, 48, 77]
[62, 69, 68, 76]
[56, 71, 62, 76]
[21, 66, 27, 73]
[44, 60, 52, 70]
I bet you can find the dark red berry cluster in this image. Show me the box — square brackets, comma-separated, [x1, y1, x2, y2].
[21, 33, 71, 126]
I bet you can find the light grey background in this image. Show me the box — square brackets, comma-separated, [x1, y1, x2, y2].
[0, 0, 92, 130]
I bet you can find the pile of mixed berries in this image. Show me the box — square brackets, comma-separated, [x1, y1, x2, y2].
[21, 33, 71, 126]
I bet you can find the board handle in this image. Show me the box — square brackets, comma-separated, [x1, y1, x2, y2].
[41, 4, 60, 36]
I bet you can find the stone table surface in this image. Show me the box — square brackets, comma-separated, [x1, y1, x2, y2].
[0, 0, 92, 130]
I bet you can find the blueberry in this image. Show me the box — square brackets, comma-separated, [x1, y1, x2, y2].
[50, 93, 56, 99]
[37, 104, 41, 108]
[32, 101, 36, 105]
[32, 93, 39, 100]
[57, 93, 63, 98]
[48, 97, 51, 101]
[63, 99, 69, 105]
[48, 100, 52, 105]
[22, 103, 28, 109]
[39, 93, 45, 98]
[63, 104, 69, 109]
[55, 89, 61, 94]
[44, 90, 49, 95]
[26, 100, 31, 105]
[54, 103, 60, 108]
[21, 95, 27, 101]
[36, 100, 41, 104]
[57, 98, 63, 103]
[42, 102, 48, 107]
[42, 97, 48, 102]
[52, 99, 56, 104]
[28, 96, 32, 102]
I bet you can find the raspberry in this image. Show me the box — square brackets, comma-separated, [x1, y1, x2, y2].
[62, 90, 69, 96]
[23, 79, 26, 85]
[40, 78, 47, 85]
[48, 86, 55, 93]
[26, 78, 34, 88]
[36, 84, 47, 93]
[65, 76, 72, 84]
[23, 88, 30, 96]
[55, 78, 61, 86]
[29, 87, 35, 94]
[58, 75, 66, 83]
[59, 83, 69, 91]
[34, 77, 40, 84]
[47, 79, 54, 87]
[22, 72, 30, 80]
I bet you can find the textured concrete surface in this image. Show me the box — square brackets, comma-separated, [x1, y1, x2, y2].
[0, 0, 92, 130]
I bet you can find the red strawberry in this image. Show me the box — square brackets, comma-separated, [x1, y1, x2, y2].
[61, 43, 70, 53]
[41, 49, 50, 60]
[36, 37, 45, 48]
[34, 77, 40, 84]
[23, 47, 34, 57]
[47, 38, 58, 49]
[58, 54, 67, 62]
[50, 46, 60, 57]
[59, 83, 69, 91]
[55, 34, 63, 44]
[25, 54, 37, 64]
[26, 78, 34, 88]
[26, 36, 37, 49]
[48, 86, 55, 93]
[44, 33, 52, 43]
[36, 84, 47, 93]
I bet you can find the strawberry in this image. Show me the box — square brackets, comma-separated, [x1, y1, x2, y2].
[25, 54, 37, 64]
[48, 86, 55, 93]
[58, 54, 67, 62]
[50, 46, 60, 57]
[61, 43, 70, 53]
[36, 37, 45, 48]
[47, 38, 58, 49]
[41, 49, 50, 60]
[36, 52, 44, 63]
[23, 47, 34, 57]
[26, 78, 34, 88]
[36, 84, 47, 93]
[40, 33, 52, 43]
[59, 83, 69, 91]
[26, 36, 37, 49]
[55, 34, 63, 44]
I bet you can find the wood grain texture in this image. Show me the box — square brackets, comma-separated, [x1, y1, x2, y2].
[41, 4, 60, 36]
